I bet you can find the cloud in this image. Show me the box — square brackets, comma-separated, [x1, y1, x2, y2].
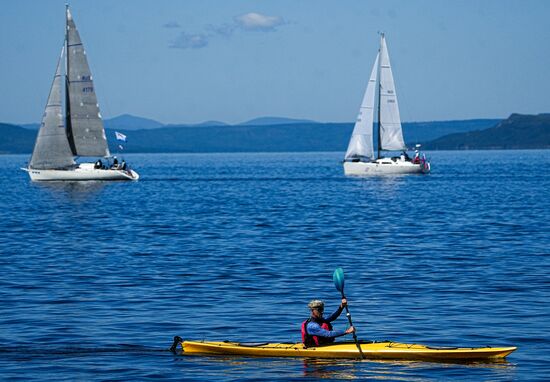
[168, 12, 287, 50]
[170, 32, 209, 49]
[234, 12, 286, 31]
[163, 21, 181, 29]
[206, 23, 236, 38]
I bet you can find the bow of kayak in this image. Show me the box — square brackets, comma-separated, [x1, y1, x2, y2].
[177, 339, 516, 362]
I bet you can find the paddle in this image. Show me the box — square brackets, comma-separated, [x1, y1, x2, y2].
[333, 267, 365, 359]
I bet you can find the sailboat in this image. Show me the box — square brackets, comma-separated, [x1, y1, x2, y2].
[22, 6, 139, 181]
[343, 34, 430, 176]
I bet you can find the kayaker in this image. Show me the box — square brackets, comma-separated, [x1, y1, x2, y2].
[301, 299, 355, 347]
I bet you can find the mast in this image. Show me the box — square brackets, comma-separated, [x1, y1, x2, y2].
[377, 33, 383, 159]
[65, 4, 77, 155]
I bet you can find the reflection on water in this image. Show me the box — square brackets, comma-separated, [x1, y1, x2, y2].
[33, 181, 108, 202]
[349, 174, 413, 197]
[174, 355, 516, 381]
[301, 357, 516, 380]
[302, 358, 361, 380]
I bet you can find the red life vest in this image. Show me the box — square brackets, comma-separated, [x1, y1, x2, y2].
[301, 318, 334, 348]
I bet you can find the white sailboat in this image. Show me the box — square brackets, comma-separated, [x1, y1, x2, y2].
[22, 6, 138, 181]
[343, 34, 430, 176]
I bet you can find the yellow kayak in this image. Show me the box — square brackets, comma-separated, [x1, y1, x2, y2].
[178, 339, 516, 362]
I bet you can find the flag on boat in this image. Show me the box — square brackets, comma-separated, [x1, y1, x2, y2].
[115, 131, 127, 142]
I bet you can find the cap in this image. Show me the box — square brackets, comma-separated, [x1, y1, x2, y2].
[308, 300, 324, 310]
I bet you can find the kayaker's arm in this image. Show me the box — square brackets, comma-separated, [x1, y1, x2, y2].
[325, 298, 347, 322]
[307, 321, 347, 338]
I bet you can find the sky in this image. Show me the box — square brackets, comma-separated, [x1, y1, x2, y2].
[1, 0, 549, 125]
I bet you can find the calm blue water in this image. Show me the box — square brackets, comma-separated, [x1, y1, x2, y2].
[0, 151, 548, 381]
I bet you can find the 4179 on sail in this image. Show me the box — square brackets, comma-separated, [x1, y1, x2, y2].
[22, 6, 139, 181]
[343, 34, 430, 176]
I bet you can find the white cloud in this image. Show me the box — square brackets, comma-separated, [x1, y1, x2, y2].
[170, 32, 209, 49]
[234, 12, 286, 32]
[167, 12, 287, 50]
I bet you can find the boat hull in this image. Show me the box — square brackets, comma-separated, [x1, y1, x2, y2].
[180, 340, 516, 362]
[344, 158, 430, 176]
[23, 165, 139, 181]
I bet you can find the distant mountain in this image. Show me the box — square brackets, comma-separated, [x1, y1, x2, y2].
[164, 120, 229, 128]
[423, 114, 550, 150]
[3, 115, 547, 155]
[20, 114, 164, 131]
[0, 123, 36, 154]
[21, 123, 40, 130]
[105, 123, 349, 153]
[403, 119, 501, 144]
[190, 120, 228, 127]
[103, 119, 501, 153]
[18, 114, 324, 131]
[239, 116, 317, 126]
[18, 114, 496, 139]
[103, 114, 164, 130]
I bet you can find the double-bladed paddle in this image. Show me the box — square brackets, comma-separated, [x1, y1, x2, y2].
[333, 267, 365, 359]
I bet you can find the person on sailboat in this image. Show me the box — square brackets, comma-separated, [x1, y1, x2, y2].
[94, 159, 103, 169]
[301, 299, 355, 347]
[413, 149, 421, 164]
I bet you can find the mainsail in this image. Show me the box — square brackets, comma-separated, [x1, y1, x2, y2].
[345, 53, 379, 160]
[378, 35, 406, 151]
[65, 7, 110, 157]
[29, 46, 76, 170]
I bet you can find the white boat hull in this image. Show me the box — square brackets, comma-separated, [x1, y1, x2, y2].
[23, 163, 139, 181]
[344, 158, 430, 176]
